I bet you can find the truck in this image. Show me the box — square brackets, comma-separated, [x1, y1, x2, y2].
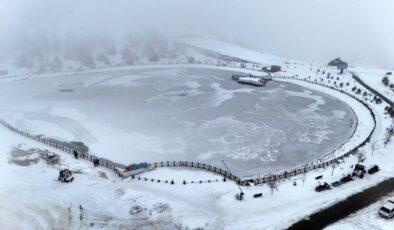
[352, 164, 366, 178]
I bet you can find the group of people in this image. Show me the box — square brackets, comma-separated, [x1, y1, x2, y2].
[73, 149, 100, 167]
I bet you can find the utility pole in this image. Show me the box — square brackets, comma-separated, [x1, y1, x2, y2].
[222, 160, 244, 200]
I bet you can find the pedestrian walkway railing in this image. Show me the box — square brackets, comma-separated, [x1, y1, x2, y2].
[0, 119, 126, 177]
[0, 119, 241, 183]
[0, 64, 381, 186]
[151, 161, 241, 183]
[250, 76, 377, 185]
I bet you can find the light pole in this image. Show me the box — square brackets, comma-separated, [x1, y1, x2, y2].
[222, 160, 244, 200]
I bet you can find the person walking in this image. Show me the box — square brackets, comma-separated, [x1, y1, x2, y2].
[73, 150, 78, 159]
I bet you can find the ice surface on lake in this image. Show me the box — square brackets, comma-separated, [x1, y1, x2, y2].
[0, 68, 355, 177]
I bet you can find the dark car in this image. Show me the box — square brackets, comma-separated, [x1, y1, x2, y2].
[368, 165, 380, 174]
[340, 174, 354, 184]
[315, 182, 331, 192]
[331, 181, 341, 187]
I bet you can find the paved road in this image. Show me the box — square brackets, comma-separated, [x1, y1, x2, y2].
[289, 73, 394, 230]
[287, 177, 394, 230]
[352, 73, 394, 107]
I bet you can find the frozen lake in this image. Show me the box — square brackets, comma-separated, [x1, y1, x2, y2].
[0, 67, 356, 177]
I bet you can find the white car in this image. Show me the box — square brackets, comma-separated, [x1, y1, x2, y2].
[378, 201, 394, 218]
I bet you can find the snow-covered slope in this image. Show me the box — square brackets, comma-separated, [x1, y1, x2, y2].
[178, 37, 286, 65]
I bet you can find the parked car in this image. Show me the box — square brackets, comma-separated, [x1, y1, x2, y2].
[352, 164, 366, 178]
[315, 182, 331, 192]
[368, 165, 380, 174]
[253, 193, 263, 198]
[331, 181, 341, 187]
[340, 174, 354, 184]
[379, 201, 394, 218]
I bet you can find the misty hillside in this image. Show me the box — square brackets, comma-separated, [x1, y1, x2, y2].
[2, 33, 190, 74]
[1, 34, 283, 75]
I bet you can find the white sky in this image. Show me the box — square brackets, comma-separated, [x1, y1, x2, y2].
[0, 0, 393, 68]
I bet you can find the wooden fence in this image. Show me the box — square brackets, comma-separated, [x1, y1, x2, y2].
[0, 120, 241, 183]
[250, 76, 377, 185]
[0, 119, 126, 178]
[0, 66, 380, 186]
[152, 161, 241, 183]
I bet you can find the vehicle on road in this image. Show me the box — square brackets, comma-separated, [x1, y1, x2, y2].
[379, 201, 394, 218]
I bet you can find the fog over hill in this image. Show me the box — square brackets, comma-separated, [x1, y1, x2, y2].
[1, 0, 393, 68]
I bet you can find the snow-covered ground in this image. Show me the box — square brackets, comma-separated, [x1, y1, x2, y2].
[351, 66, 394, 101]
[326, 193, 394, 230]
[1, 38, 394, 229]
[1, 114, 394, 229]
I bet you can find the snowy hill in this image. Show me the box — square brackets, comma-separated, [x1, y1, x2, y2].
[0, 33, 212, 76]
[0, 35, 287, 77]
[178, 37, 286, 65]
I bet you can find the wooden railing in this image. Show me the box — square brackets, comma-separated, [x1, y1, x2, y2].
[0, 65, 380, 186]
[152, 161, 241, 182]
[250, 76, 377, 185]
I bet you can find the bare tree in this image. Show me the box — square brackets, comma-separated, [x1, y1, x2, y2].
[370, 140, 378, 156]
[79, 53, 95, 68]
[382, 76, 390, 86]
[96, 52, 111, 65]
[384, 125, 394, 147]
[357, 150, 366, 164]
[49, 56, 63, 72]
[331, 160, 338, 176]
[15, 53, 34, 69]
[121, 46, 138, 65]
[267, 180, 279, 195]
[301, 173, 307, 185]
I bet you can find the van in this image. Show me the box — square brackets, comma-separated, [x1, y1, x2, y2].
[378, 201, 394, 218]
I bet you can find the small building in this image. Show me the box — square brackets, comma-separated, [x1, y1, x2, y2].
[262, 65, 281, 73]
[270, 65, 281, 73]
[328, 58, 348, 74]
